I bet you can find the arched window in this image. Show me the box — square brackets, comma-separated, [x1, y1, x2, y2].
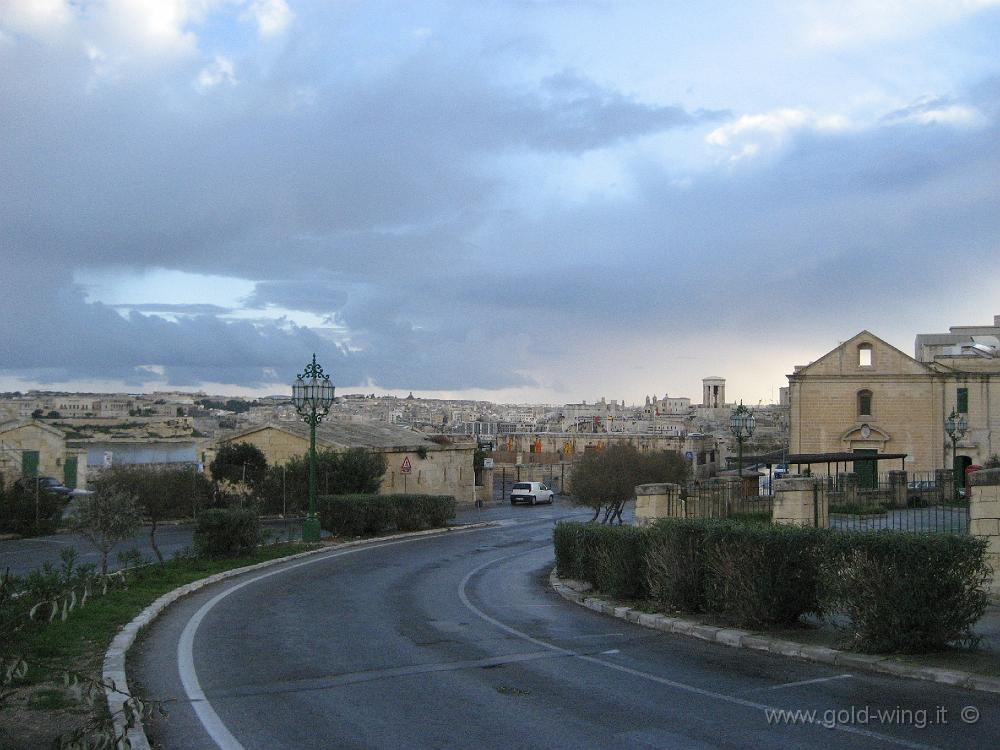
[858, 389, 873, 417]
[858, 344, 873, 367]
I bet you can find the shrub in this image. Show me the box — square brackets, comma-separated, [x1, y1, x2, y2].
[0, 479, 67, 537]
[644, 519, 713, 613]
[194, 508, 261, 558]
[820, 531, 991, 653]
[317, 494, 455, 536]
[702, 521, 826, 628]
[552, 522, 648, 599]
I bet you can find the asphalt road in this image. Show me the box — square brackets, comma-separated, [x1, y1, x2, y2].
[0, 499, 577, 578]
[131, 501, 999, 750]
[0, 518, 307, 577]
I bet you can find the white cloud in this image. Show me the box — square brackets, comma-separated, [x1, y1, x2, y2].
[196, 54, 237, 91]
[0, 0, 72, 37]
[706, 108, 851, 159]
[243, 0, 293, 37]
[798, 0, 1000, 48]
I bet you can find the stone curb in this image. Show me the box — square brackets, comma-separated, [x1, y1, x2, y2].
[549, 569, 1000, 696]
[103, 522, 496, 750]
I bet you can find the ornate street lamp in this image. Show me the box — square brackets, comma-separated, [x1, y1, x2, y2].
[291, 354, 336, 541]
[729, 400, 756, 480]
[945, 408, 967, 499]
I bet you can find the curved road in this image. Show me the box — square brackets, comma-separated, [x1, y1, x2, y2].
[132, 503, 998, 749]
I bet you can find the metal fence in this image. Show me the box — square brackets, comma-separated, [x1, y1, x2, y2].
[491, 464, 572, 503]
[815, 472, 969, 534]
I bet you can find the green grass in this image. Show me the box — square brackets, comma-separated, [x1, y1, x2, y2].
[15, 542, 314, 668]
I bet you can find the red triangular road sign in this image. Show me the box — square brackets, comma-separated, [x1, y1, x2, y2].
[401, 456, 412, 474]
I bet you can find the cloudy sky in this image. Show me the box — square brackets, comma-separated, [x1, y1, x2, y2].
[1, 0, 998, 405]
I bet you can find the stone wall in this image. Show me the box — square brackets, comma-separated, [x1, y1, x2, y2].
[634, 483, 683, 525]
[970, 468, 1000, 600]
[772, 476, 828, 527]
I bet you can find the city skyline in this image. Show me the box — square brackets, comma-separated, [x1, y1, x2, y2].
[2, 2, 998, 405]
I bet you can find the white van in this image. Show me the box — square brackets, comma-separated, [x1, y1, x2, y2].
[509, 481, 554, 506]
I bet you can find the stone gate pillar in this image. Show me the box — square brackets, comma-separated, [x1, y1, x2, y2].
[634, 483, 682, 525]
[772, 477, 826, 527]
[838, 472, 858, 506]
[970, 469, 1000, 600]
[888, 470, 908, 509]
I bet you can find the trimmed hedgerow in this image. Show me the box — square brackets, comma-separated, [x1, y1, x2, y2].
[644, 518, 715, 613]
[318, 494, 455, 537]
[820, 531, 991, 653]
[553, 518, 991, 654]
[553, 522, 648, 599]
[702, 521, 827, 628]
[194, 508, 261, 558]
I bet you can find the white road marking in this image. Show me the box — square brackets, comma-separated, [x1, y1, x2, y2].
[759, 674, 854, 692]
[457, 547, 943, 750]
[177, 527, 491, 750]
[601, 649, 620, 655]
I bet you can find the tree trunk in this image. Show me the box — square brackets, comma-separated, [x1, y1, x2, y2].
[149, 520, 163, 564]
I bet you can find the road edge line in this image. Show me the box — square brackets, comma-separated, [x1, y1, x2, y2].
[102, 522, 495, 750]
[548, 568, 1000, 696]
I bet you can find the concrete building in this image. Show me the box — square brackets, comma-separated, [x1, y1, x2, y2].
[788, 316, 1000, 477]
[0, 419, 87, 489]
[213, 421, 477, 504]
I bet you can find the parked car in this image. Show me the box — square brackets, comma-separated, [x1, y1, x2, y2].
[35, 476, 74, 497]
[510, 481, 554, 505]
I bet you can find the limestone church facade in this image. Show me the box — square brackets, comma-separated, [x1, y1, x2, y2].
[788, 315, 1000, 476]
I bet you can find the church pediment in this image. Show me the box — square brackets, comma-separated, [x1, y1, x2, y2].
[840, 423, 891, 443]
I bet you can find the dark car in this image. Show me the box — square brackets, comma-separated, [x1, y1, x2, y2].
[35, 476, 74, 496]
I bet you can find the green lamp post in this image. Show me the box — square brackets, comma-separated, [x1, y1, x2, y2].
[729, 400, 756, 482]
[292, 354, 335, 541]
[945, 408, 967, 500]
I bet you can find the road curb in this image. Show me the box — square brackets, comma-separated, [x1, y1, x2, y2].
[103, 522, 495, 750]
[549, 568, 1000, 696]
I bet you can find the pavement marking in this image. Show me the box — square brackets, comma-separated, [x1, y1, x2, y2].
[177, 526, 495, 750]
[457, 547, 944, 750]
[601, 649, 620, 655]
[756, 674, 854, 692]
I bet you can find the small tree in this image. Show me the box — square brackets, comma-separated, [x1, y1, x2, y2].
[259, 448, 387, 514]
[0, 479, 66, 537]
[73, 488, 141, 574]
[570, 444, 689, 524]
[96, 465, 212, 563]
[210, 443, 268, 488]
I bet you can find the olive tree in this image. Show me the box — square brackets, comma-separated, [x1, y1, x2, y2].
[73, 487, 141, 574]
[570, 444, 689, 524]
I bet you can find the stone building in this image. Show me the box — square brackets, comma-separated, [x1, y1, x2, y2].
[213, 421, 477, 504]
[788, 316, 1000, 477]
[0, 419, 88, 489]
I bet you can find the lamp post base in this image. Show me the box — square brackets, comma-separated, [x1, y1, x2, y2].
[302, 515, 321, 542]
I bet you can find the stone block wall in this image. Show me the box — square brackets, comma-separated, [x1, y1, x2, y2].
[970, 468, 1000, 600]
[634, 483, 682, 525]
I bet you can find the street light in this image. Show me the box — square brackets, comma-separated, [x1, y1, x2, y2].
[291, 353, 336, 541]
[729, 400, 756, 481]
[945, 408, 967, 499]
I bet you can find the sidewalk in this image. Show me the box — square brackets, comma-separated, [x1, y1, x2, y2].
[551, 571, 1000, 693]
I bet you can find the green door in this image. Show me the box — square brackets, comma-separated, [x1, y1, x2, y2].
[21, 450, 39, 478]
[853, 449, 878, 489]
[63, 456, 78, 489]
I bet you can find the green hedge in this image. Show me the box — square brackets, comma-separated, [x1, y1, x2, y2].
[702, 521, 826, 628]
[553, 520, 990, 652]
[318, 494, 455, 537]
[644, 519, 713, 613]
[194, 508, 261, 558]
[820, 531, 991, 653]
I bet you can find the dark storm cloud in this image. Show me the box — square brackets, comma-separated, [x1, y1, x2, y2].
[0, 8, 998, 391]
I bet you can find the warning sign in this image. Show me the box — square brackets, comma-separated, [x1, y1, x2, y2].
[401, 456, 412, 474]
